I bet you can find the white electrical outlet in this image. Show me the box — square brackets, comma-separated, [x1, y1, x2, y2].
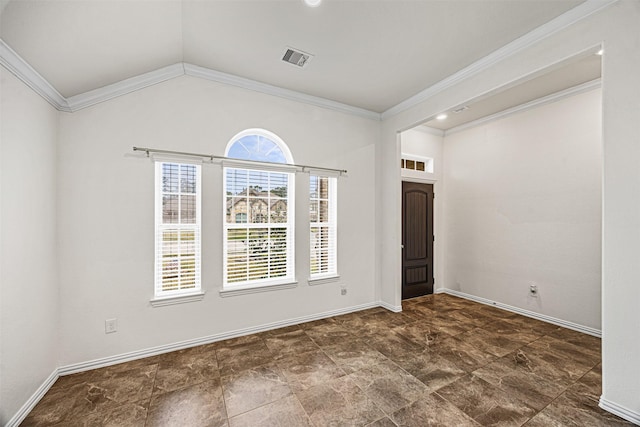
[340, 285, 347, 296]
[105, 318, 118, 334]
[529, 283, 538, 297]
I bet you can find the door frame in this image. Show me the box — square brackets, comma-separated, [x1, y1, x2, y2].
[401, 177, 441, 297]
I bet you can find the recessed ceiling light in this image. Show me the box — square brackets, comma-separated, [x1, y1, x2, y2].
[303, 0, 322, 7]
[436, 113, 448, 121]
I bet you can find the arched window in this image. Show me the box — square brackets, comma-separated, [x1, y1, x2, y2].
[223, 129, 295, 289]
[225, 129, 293, 164]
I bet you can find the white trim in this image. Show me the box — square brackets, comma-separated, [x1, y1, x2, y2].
[381, 0, 617, 120]
[0, 39, 70, 112]
[308, 275, 340, 286]
[0, 40, 380, 120]
[5, 369, 59, 427]
[66, 63, 185, 111]
[154, 162, 202, 299]
[225, 128, 295, 164]
[219, 281, 299, 297]
[150, 152, 204, 165]
[401, 153, 434, 175]
[445, 79, 601, 136]
[599, 396, 640, 425]
[222, 159, 297, 173]
[1, 0, 611, 121]
[441, 289, 602, 337]
[7, 300, 402, 424]
[57, 301, 380, 376]
[303, 168, 342, 178]
[150, 291, 205, 307]
[378, 300, 402, 313]
[309, 175, 338, 280]
[222, 164, 296, 288]
[402, 176, 437, 185]
[184, 63, 381, 121]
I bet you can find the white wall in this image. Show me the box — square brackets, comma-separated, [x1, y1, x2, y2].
[379, 0, 640, 420]
[400, 127, 444, 291]
[57, 75, 379, 366]
[0, 69, 59, 424]
[442, 89, 602, 329]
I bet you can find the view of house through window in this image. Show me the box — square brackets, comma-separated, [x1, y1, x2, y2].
[310, 175, 337, 278]
[224, 131, 295, 288]
[155, 162, 202, 297]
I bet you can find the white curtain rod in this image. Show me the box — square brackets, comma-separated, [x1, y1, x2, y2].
[132, 146, 347, 175]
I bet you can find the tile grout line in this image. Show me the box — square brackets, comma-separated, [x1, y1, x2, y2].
[24, 294, 614, 426]
[142, 363, 160, 427]
[213, 347, 232, 426]
[520, 353, 603, 425]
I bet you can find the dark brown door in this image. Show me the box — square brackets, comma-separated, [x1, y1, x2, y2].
[402, 181, 434, 299]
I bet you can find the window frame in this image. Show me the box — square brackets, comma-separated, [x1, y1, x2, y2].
[221, 130, 297, 295]
[152, 161, 204, 306]
[309, 174, 339, 283]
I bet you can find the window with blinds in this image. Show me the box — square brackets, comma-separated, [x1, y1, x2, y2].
[155, 162, 201, 297]
[223, 131, 295, 288]
[310, 175, 337, 278]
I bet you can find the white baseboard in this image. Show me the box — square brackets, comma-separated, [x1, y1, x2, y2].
[440, 289, 640, 425]
[8, 302, 384, 424]
[19, 294, 604, 426]
[599, 396, 640, 425]
[378, 300, 402, 313]
[6, 301, 394, 425]
[58, 301, 380, 376]
[6, 369, 59, 427]
[440, 289, 601, 337]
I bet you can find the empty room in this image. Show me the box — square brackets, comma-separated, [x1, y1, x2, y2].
[1, 0, 639, 426]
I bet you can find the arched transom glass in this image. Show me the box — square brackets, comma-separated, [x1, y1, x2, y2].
[225, 130, 293, 164]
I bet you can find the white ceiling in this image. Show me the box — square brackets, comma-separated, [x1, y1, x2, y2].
[423, 51, 602, 131]
[1, 0, 586, 114]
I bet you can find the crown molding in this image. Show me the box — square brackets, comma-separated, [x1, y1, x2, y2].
[381, 0, 618, 120]
[1, 42, 381, 120]
[444, 78, 601, 136]
[184, 63, 381, 121]
[66, 63, 185, 112]
[2, 0, 614, 120]
[0, 39, 71, 112]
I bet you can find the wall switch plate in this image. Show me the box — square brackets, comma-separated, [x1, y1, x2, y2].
[105, 318, 118, 334]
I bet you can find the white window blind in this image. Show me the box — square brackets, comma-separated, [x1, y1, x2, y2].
[155, 162, 201, 297]
[310, 175, 337, 278]
[224, 167, 295, 287]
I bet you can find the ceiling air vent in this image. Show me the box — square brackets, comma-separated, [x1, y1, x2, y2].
[282, 47, 314, 68]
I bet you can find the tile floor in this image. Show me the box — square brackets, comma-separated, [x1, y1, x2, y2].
[21, 294, 633, 426]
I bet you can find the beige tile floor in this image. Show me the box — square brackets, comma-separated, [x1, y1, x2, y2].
[21, 294, 633, 426]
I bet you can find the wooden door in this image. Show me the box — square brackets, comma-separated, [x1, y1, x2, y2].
[402, 181, 434, 299]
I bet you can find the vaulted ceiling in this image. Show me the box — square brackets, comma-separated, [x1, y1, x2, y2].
[1, 0, 592, 115]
